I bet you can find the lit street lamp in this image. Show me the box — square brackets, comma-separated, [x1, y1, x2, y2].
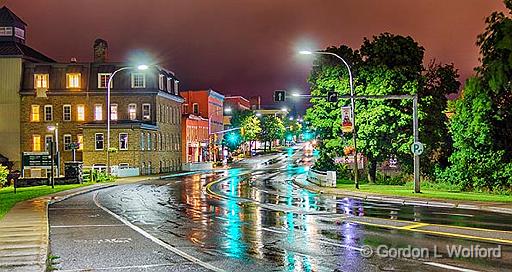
[106, 64, 148, 174]
[300, 50, 360, 189]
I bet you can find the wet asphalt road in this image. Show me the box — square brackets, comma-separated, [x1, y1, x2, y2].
[50, 148, 512, 271]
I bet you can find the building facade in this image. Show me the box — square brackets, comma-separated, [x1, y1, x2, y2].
[181, 114, 209, 164]
[0, 6, 54, 169]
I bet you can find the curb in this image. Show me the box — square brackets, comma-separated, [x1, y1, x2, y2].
[292, 177, 512, 215]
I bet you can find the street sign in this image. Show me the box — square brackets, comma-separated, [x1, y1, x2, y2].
[411, 142, 424, 155]
[21, 152, 53, 169]
[274, 90, 286, 102]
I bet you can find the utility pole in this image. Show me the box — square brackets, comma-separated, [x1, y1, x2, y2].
[413, 95, 420, 193]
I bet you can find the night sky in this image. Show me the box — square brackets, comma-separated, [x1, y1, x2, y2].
[1, 0, 507, 107]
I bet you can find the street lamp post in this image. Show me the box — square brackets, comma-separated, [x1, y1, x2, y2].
[106, 65, 148, 175]
[208, 107, 231, 162]
[300, 50, 360, 189]
[47, 124, 59, 188]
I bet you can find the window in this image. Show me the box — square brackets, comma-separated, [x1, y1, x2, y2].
[128, 104, 137, 120]
[183, 104, 188, 114]
[192, 103, 199, 115]
[159, 74, 165, 90]
[119, 133, 128, 150]
[98, 73, 112, 88]
[0, 27, 12, 36]
[174, 80, 179, 94]
[33, 135, 41, 152]
[131, 73, 145, 88]
[147, 133, 151, 150]
[140, 132, 145, 150]
[63, 134, 72, 151]
[167, 78, 172, 92]
[77, 105, 85, 121]
[111, 104, 118, 120]
[66, 73, 81, 88]
[142, 104, 151, 120]
[14, 27, 24, 39]
[63, 105, 71, 121]
[34, 74, 49, 89]
[77, 134, 83, 150]
[44, 135, 53, 152]
[31, 105, 40, 122]
[94, 104, 102, 121]
[44, 105, 53, 121]
[95, 133, 104, 150]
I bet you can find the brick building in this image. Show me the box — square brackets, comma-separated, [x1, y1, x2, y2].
[19, 41, 184, 175]
[0, 6, 184, 176]
[181, 114, 209, 164]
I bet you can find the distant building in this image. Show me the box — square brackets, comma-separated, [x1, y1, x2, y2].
[249, 96, 261, 110]
[223, 95, 251, 127]
[181, 114, 208, 164]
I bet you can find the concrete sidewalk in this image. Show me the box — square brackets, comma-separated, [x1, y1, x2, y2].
[0, 174, 167, 272]
[293, 174, 512, 215]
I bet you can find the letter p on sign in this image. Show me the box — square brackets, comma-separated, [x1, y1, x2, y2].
[411, 142, 424, 155]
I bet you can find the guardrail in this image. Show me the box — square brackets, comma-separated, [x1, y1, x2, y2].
[307, 169, 336, 187]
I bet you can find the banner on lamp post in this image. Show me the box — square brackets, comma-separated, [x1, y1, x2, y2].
[341, 106, 353, 133]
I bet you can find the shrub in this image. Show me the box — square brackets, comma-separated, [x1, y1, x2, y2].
[0, 165, 8, 187]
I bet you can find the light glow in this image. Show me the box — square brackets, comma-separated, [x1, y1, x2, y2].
[299, 50, 313, 55]
[137, 64, 149, 70]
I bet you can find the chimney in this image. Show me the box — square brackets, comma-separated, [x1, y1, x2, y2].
[70, 57, 77, 63]
[93, 38, 108, 63]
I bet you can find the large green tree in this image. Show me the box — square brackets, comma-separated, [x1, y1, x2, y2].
[440, 0, 512, 191]
[224, 110, 261, 153]
[305, 33, 459, 183]
[259, 115, 285, 151]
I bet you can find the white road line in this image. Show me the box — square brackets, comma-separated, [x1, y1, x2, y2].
[423, 262, 480, 272]
[51, 224, 126, 228]
[92, 192, 225, 272]
[58, 263, 178, 271]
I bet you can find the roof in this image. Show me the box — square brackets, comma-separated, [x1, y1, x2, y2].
[0, 41, 54, 62]
[0, 6, 27, 26]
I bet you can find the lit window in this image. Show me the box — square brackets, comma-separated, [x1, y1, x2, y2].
[95, 133, 104, 150]
[77, 134, 83, 150]
[142, 104, 151, 120]
[31, 105, 40, 122]
[193, 103, 199, 115]
[94, 104, 102, 121]
[119, 133, 128, 150]
[159, 74, 165, 90]
[0, 27, 12, 36]
[66, 73, 81, 88]
[63, 105, 71, 121]
[77, 105, 85, 121]
[128, 104, 137, 120]
[34, 74, 49, 89]
[63, 134, 72, 151]
[131, 73, 145, 88]
[44, 135, 53, 152]
[44, 105, 53, 121]
[33, 135, 41, 152]
[98, 73, 112, 88]
[111, 104, 118, 120]
[147, 133, 151, 150]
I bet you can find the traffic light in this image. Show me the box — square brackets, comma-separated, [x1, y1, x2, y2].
[228, 133, 239, 143]
[274, 90, 286, 102]
[327, 91, 338, 102]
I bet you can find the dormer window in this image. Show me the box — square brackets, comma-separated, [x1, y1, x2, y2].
[34, 74, 49, 89]
[14, 27, 24, 40]
[66, 73, 81, 89]
[0, 27, 12, 36]
[98, 73, 112, 88]
[174, 80, 179, 94]
[158, 74, 165, 90]
[131, 73, 145, 88]
[166, 78, 172, 92]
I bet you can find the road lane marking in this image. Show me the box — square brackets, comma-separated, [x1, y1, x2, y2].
[58, 263, 183, 271]
[51, 224, 126, 228]
[424, 262, 480, 272]
[93, 192, 225, 272]
[399, 222, 430, 230]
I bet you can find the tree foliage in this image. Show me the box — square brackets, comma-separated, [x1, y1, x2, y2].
[439, 0, 512, 191]
[259, 115, 285, 151]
